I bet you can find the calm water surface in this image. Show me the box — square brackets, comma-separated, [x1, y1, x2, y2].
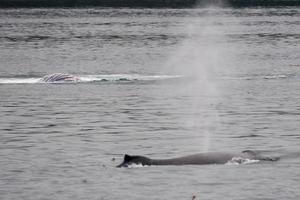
[0, 8, 300, 200]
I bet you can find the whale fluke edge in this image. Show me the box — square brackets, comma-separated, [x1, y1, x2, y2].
[117, 150, 280, 167]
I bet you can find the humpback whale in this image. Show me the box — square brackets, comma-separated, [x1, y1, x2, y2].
[41, 73, 80, 83]
[117, 150, 279, 167]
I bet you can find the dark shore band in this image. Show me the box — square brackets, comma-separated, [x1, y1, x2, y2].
[1, 0, 300, 8]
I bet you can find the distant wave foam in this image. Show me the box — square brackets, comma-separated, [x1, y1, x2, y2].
[223, 73, 295, 81]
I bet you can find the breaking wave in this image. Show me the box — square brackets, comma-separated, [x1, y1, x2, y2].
[0, 74, 182, 84]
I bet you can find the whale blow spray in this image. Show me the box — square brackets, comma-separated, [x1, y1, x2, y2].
[164, 7, 235, 152]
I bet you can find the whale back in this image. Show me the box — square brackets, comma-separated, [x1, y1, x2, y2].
[242, 150, 280, 161]
[117, 151, 279, 167]
[117, 152, 236, 167]
[151, 152, 237, 165]
[41, 73, 79, 82]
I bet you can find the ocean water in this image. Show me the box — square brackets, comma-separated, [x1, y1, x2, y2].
[1, 8, 300, 200]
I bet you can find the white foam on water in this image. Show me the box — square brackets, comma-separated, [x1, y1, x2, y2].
[263, 74, 288, 79]
[126, 163, 149, 169]
[225, 157, 260, 165]
[79, 74, 182, 82]
[0, 78, 41, 84]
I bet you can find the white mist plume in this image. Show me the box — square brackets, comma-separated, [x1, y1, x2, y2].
[164, 8, 236, 151]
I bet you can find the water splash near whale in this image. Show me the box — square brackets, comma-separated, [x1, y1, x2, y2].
[225, 157, 260, 165]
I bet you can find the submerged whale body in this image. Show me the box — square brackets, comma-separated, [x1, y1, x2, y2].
[117, 150, 279, 167]
[41, 73, 80, 83]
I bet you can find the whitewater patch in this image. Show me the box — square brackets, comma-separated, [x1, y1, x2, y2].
[125, 163, 149, 169]
[0, 78, 40, 84]
[225, 157, 260, 165]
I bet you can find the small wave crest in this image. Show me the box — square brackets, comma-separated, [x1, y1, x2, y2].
[0, 74, 182, 84]
[225, 157, 260, 165]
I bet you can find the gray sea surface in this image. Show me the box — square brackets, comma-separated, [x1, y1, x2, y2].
[0, 8, 300, 200]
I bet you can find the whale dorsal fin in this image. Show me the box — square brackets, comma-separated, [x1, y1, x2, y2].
[242, 150, 257, 155]
[124, 154, 132, 161]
